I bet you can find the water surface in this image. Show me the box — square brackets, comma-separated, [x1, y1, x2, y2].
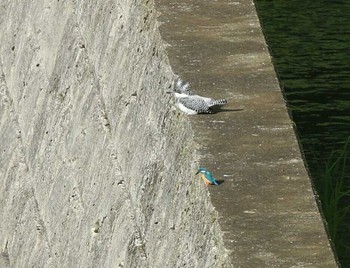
[255, 1, 350, 266]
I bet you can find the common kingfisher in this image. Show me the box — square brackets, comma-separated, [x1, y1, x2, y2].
[195, 167, 219, 186]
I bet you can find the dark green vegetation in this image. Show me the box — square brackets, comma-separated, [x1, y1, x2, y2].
[320, 138, 350, 265]
[255, 1, 350, 266]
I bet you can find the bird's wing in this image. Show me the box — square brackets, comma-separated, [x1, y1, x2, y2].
[206, 172, 219, 185]
[178, 97, 210, 113]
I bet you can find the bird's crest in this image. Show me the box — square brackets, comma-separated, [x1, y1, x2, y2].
[174, 78, 193, 95]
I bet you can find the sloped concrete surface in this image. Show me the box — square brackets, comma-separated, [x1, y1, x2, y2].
[155, 0, 337, 267]
[0, 1, 229, 267]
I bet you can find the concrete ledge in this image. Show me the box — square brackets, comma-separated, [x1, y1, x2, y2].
[155, 0, 337, 266]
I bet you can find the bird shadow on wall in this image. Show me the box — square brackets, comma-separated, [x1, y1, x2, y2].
[210, 107, 244, 114]
[215, 179, 225, 185]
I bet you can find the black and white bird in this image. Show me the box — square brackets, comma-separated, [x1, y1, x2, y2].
[168, 78, 227, 115]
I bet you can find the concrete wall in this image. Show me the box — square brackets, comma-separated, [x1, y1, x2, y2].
[0, 1, 229, 267]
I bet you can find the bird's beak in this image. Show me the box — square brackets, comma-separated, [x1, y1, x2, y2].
[195, 171, 199, 175]
[166, 91, 173, 94]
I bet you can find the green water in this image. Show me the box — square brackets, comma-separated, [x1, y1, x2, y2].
[255, 1, 350, 266]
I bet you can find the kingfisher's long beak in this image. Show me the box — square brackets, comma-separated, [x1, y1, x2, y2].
[195, 171, 200, 175]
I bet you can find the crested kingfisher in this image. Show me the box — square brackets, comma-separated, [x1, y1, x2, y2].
[167, 78, 227, 114]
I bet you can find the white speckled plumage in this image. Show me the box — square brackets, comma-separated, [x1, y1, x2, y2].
[170, 78, 227, 114]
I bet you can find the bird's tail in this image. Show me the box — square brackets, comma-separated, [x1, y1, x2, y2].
[209, 99, 227, 107]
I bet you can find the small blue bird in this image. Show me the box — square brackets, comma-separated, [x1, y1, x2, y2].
[195, 167, 219, 186]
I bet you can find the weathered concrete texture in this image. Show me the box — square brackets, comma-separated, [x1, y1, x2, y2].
[155, 0, 337, 267]
[0, 1, 229, 267]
